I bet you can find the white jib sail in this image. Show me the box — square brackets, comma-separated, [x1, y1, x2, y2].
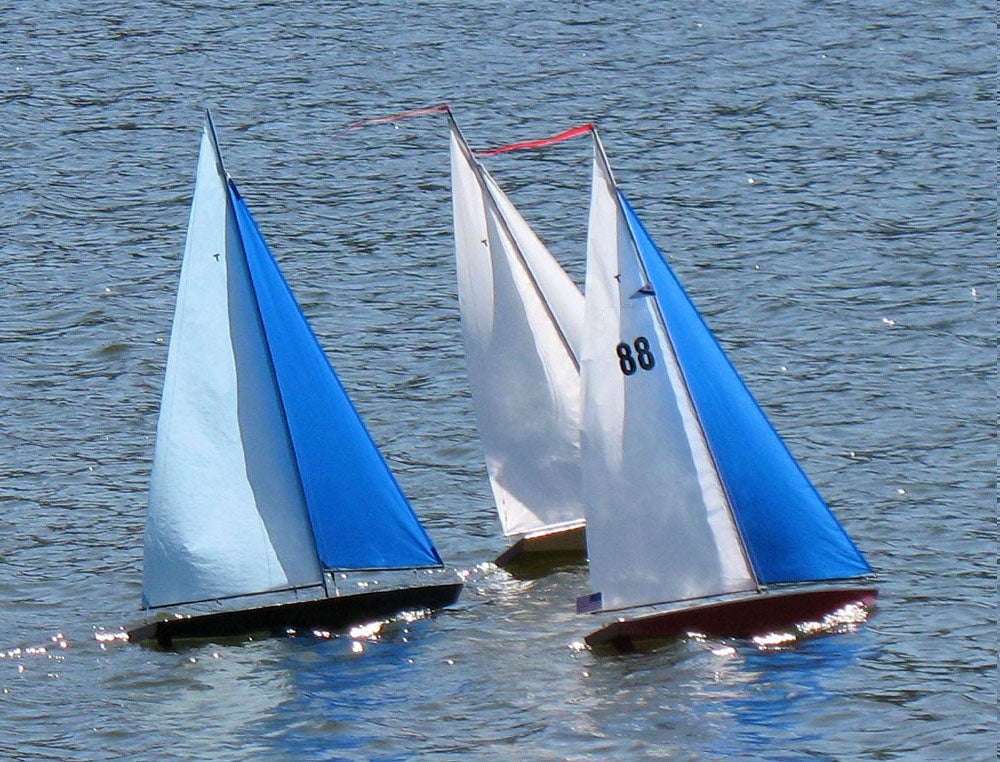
[451, 127, 584, 538]
[142, 124, 322, 609]
[580, 135, 755, 611]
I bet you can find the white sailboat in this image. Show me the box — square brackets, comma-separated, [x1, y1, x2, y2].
[577, 128, 875, 648]
[129, 113, 461, 647]
[449, 113, 588, 570]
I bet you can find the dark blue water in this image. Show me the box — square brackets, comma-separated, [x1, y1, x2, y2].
[1, 1, 994, 759]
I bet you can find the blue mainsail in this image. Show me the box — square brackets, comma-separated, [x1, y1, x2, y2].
[227, 182, 443, 571]
[618, 191, 872, 584]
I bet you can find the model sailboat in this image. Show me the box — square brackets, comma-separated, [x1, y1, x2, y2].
[577, 129, 876, 648]
[449, 113, 587, 570]
[128, 113, 462, 647]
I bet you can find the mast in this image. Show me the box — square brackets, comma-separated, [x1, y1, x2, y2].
[203, 108, 228, 179]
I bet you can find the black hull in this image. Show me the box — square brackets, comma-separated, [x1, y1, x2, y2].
[128, 582, 463, 648]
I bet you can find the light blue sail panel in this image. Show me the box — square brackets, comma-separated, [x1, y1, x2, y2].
[618, 192, 871, 584]
[227, 182, 443, 570]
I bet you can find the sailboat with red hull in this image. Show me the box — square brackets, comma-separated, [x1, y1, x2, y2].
[576, 126, 875, 649]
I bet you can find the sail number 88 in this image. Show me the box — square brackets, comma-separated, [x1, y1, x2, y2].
[616, 337, 656, 376]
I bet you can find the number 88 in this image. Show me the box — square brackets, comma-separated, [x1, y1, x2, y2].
[615, 336, 656, 376]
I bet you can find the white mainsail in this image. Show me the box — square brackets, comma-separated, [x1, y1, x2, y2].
[450, 122, 585, 538]
[580, 133, 756, 611]
[142, 123, 321, 609]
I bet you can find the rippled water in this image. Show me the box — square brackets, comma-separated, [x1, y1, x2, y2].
[1, 1, 994, 759]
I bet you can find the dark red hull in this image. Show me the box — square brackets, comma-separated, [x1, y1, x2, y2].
[585, 586, 877, 650]
[128, 582, 463, 648]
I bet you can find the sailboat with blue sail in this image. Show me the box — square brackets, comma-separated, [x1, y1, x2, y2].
[577, 128, 876, 649]
[448, 112, 588, 571]
[128, 113, 462, 647]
